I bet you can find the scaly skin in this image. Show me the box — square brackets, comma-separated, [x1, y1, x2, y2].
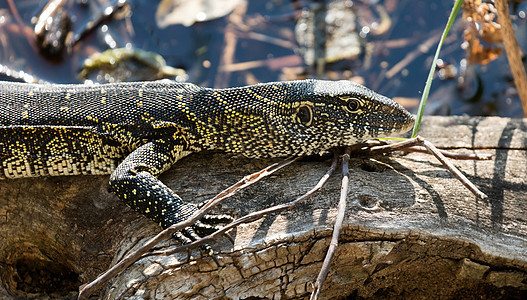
[0, 79, 415, 242]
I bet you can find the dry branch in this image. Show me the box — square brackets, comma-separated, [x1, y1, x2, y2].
[495, 0, 527, 116]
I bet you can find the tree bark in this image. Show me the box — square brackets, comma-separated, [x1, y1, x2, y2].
[0, 116, 526, 299]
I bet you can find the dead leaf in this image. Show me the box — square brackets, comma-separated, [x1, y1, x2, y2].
[462, 0, 503, 65]
[156, 0, 245, 28]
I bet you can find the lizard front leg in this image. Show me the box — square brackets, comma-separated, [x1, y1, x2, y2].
[108, 139, 227, 244]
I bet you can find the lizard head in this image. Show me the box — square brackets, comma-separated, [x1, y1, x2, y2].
[281, 79, 415, 154]
[210, 79, 414, 158]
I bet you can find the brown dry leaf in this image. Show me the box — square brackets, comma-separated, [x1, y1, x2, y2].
[462, 0, 504, 65]
[464, 37, 503, 65]
[481, 22, 503, 44]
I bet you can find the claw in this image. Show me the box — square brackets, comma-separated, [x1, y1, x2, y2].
[200, 244, 214, 256]
[173, 231, 193, 244]
[223, 232, 235, 245]
[175, 226, 214, 256]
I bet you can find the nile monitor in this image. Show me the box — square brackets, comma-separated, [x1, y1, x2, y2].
[0, 79, 415, 243]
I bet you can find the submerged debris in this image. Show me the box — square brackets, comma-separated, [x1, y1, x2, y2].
[295, 0, 362, 67]
[33, 0, 71, 60]
[78, 48, 186, 83]
[462, 0, 503, 65]
[155, 0, 245, 27]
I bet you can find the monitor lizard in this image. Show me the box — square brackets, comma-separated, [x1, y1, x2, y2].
[0, 79, 415, 244]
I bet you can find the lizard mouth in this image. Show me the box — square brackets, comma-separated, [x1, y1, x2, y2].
[349, 113, 415, 141]
[397, 113, 416, 133]
[362, 113, 415, 133]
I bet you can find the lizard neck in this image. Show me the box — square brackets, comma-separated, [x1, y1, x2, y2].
[190, 82, 308, 158]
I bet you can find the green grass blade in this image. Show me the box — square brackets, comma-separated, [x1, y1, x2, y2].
[411, 0, 464, 138]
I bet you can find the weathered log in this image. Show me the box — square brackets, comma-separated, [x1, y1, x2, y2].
[0, 116, 526, 299]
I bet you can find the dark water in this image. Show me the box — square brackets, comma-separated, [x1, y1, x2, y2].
[0, 0, 526, 117]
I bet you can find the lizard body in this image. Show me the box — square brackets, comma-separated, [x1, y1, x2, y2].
[0, 79, 414, 241]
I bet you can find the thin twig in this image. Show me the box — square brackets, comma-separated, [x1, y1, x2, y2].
[369, 138, 423, 152]
[400, 145, 492, 160]
[351, 139, 492, 160]
[147, 152, 340, 257]
[310, 147, 351, 299]
[358, 137, 489, 200]
[197, 156, 299, 212]
[421, 140, 488, 200]
[78, 156, 299, 300]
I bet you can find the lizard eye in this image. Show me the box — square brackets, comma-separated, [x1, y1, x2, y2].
[296, 104, 313, 126]
[345, 98, 361, 112]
